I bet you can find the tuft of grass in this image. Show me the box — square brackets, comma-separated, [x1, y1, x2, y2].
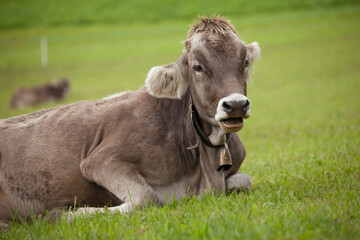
[1, 4, 360, 240]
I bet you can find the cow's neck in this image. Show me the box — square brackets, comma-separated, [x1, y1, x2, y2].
[189, 103, 229, 148]
[186, 93, 232, 173]
[185, 106, 228, 191]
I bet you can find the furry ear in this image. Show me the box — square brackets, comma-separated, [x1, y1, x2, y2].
[245, 42, 261, 82]
[145, 62, 188, 99]
[246, 42, 261, 63]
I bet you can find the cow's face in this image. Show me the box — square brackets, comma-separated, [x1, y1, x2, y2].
[146, 17, 260, 144]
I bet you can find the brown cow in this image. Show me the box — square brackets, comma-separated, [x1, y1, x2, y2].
[9, 79, 70, 108]
[0, 16, 260, 226]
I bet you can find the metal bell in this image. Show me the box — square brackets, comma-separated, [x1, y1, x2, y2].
[217, 142, 232, 172]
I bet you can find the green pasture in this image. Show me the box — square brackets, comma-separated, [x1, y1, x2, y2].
[1, 2, 360, 239]
[0, 0, 357, 29]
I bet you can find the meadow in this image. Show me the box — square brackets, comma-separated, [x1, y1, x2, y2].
[0, 1, 360, 239]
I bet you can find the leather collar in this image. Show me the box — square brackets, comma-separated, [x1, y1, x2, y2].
[187, 102, 229, 150]
[187, 101, 233, 172]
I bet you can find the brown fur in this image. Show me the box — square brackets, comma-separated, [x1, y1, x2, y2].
[188, 15, 239, 39]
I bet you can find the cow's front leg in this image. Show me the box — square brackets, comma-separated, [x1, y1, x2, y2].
[225, 172, 252, 193]
[68, 200, 139, 221]
[69, 153, 159, 219]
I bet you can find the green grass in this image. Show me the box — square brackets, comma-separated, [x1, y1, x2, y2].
[1, 3, 360, 240]
[0, 0, 358, 29]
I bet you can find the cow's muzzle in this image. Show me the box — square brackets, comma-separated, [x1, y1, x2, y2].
[215, 93, 251, 132]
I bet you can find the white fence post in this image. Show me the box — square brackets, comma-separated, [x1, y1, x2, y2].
[41, 36, 48, 68]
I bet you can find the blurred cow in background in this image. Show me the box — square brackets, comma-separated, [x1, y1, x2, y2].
[9, 78, 70, 108]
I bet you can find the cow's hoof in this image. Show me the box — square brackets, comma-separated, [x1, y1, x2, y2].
[60, 210, 77, 223]
[46, 208, 65, 223]
[226, 172, 252, 193]
[0, 221, 10, 233]
[56, 209, 80, 223]
[62, 207, 99, 223]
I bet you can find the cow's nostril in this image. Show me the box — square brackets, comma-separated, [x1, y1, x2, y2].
[222, 101, 233, 113]
[243, 99, 250, 111]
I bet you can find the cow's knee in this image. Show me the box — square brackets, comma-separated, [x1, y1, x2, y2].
[225, 172, 252, 193]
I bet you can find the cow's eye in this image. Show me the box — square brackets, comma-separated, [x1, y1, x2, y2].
[194, 65, 203, 72]
[244, 59, 249, 68]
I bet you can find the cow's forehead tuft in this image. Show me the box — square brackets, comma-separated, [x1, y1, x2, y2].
[187, 15, 240, 40]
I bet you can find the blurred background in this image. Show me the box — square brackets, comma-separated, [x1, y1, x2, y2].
[1, 0, 358, 118]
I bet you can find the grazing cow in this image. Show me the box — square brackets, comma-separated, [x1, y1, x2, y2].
[0, 16, 260, 225]
[9, 79, 70, 108]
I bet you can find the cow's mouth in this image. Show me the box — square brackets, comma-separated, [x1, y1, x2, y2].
[220, 117, 243, 132]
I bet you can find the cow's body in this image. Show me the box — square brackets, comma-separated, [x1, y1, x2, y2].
[0, 16, 259, 224]
[0, 88, 245, 221]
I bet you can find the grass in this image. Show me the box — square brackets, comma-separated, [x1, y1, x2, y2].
[0, 0, 358, 29]
[1, 3, 360, 240]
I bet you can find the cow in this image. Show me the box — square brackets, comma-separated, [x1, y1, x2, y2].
[0, 16, 260, 226]
[9, 78, 70, 109]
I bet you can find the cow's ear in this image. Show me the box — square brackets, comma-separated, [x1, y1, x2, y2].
[246, 42, 260, 63]
[245, 42, 260, 82]
[145, 62, 188, 99]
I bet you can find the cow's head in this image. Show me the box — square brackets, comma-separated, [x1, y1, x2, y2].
[146, 16, 260, 145]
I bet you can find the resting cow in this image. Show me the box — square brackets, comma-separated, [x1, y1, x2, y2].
[9, 79, 70, 109]
[0, 16, 260, 224]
